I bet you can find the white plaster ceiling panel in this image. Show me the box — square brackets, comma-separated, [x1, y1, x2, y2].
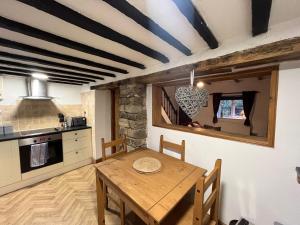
[191, 0, 252, 41]
[127, 0, 208, 52]
[56, 0, 186, 60]
[269, 0, 300, 25]
[0, 0, 299, 85]
[0, 0, 158, 68]
[0, 46, 117, 72]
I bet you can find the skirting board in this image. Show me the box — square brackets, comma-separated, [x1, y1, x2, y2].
[0, 158, 93, 196]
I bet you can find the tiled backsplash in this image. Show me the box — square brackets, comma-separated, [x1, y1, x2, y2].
[0, 100, 83, 132]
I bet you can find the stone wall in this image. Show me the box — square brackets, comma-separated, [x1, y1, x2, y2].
[119, 82, 147, 150]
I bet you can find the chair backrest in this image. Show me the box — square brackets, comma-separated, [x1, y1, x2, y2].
[159, 135, 185, 161]
[101, 135, 128, 161]
[193, 159, 222, 225]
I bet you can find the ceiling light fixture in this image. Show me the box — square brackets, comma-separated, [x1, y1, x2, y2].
[31, 72, 48, 80]
[197, 81, 205, 88]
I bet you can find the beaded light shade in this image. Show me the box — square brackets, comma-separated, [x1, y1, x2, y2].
[175, 70, 208, 119]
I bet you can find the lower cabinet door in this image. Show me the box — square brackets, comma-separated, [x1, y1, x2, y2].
[0, 140, 21, 187]
[64, 148, 88, 166]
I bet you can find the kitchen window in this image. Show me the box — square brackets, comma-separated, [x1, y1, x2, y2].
[217, 97, 245, 120]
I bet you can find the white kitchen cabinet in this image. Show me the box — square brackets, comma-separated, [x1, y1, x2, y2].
[62, 129, 92, 166]
[0, 140, 21, 187]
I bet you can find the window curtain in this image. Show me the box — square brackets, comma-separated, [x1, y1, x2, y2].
[212, 93, 222, 123]
[242, 91, 256, 126]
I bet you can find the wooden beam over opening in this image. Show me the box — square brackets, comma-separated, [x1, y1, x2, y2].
[252, 0, 272, 36]
[91, 37, 300, 90]
[102, 0, 192, 56]
[0, 51, 113, 77]
[172, 0, 218, 49]
[0, 60, 104, 80]
[0, 68, 96, 83]
[0, 38, 118, 76]
[18, 0, 170, 63]
[0, 16, 139, 71]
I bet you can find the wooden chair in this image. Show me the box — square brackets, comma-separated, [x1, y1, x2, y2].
[101, 136, 128, 225]
[159, 135, 185, 161]
[126, 159, 222, 225]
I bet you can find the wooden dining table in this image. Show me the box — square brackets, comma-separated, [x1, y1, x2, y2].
[94, 148, 207, 225]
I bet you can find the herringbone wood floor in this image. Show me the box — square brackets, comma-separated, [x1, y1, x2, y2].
[0, 165, 120, 225]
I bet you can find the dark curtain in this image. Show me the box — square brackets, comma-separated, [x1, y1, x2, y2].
[212, 93, 222, 124]
[242, 91, 256, 126]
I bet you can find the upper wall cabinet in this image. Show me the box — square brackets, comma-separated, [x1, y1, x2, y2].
[0, 140, 21, 187]
[152, 66, 278, 147]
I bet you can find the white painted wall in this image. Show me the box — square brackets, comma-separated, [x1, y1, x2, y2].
[0, 76, 82, 105]
[94, 90, 111, 159]
[146, 62, 300, 225]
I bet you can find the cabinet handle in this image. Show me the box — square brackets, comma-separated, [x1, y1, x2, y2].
[75, 139, 78, 142]
[75, 133, 77, 135]
[76, 152, 78, 154]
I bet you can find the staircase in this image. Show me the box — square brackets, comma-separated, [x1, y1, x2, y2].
[161, 87, 177, 124]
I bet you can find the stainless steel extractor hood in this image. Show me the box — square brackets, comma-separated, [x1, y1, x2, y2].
[23, 77, 53, 100]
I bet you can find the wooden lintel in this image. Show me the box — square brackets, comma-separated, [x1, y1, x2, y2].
[91, 37, 300, 90]
[195, 37, 300, 72]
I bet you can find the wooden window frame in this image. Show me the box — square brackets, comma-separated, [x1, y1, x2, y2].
[217, 96, 244, 120]
[152, 66, 278, 147]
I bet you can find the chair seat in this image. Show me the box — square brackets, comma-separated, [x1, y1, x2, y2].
[126, 198, 215, 225]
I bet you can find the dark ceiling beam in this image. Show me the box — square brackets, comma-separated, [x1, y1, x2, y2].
[0, 38, 120, 74]
[172, 0, 218, 49]
[0, 70, 89, 84]
[46, 77, 88, 84]
[0, 71, 83, 85]
[102, 0, 192, 56]
[48, 80, 82, 86]
[17, 0, 169, 63]
[0, 16, 140, 71]
[252, 0, 272, 36]
[0, 60, 104, 80]
[0, 51, 115, 77]
[0, 68, 95, 82]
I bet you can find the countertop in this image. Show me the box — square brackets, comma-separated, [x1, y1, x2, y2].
[0, 126, 91, 142]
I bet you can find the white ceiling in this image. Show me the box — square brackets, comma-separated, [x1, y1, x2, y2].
[0, 0, 299, 85]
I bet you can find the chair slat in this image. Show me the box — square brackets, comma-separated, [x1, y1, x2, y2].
[105, 150, 127, 160]
[203, 189, 217, 216]
[101, 136, 127, 161]
[159, 135, 185, 161]
[204, 168, 218, 190]
[163, 141, 183, 153]
[104, 138, 123, 148]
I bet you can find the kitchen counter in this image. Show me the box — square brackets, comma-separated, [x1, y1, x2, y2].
[0, 126, 91, 142]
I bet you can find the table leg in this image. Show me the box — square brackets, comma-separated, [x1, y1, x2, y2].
[120, 200, 125, 225]
[104, 183, 108, 209]
[96, 170, 105, 225]
[149, 217, 157, 225]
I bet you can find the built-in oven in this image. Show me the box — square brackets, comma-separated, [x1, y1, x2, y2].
[18, 133, 63, 173]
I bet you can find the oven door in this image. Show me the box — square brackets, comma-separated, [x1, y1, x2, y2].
[19, 134, 63, 173]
